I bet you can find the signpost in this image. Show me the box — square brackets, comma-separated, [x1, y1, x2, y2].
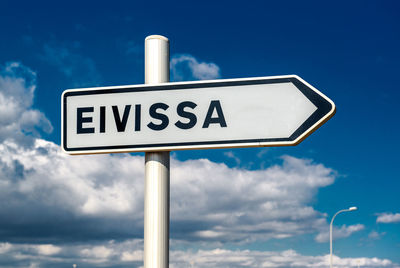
[62, 75, 335, 155]
[61, 35, 335, 268]
[143, 35, 170, 268]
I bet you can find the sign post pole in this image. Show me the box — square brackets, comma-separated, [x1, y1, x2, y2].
[144, 35, 170, 268]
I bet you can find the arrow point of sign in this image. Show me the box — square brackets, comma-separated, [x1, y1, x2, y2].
[286, 75, 336, 145]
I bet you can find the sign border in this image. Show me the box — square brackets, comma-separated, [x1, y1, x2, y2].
[62, 75, 335, 154]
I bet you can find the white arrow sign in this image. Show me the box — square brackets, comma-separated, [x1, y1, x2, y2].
[62, 75, 335, 154]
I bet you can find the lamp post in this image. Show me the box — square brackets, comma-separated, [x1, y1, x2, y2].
[329, 206, 357, 268]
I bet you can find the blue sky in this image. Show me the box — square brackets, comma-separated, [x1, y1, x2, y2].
[0, 0, 399, 267]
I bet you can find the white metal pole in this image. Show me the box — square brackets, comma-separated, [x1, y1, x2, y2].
[329, 207, 357, 268]
[144, 35, 170, 268]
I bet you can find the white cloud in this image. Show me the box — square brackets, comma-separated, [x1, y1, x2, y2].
[81, 245, 114, 260]
[171, 155, 337, 242]
[376, 212, 400, 223]
[170, 248, 397, 268]
[171, 54, 220, 81]
[0, 62, 52, 147]
[368, 231, 385, 240]
[121, 249, 143, 262]
[0, 138, 144, 216]
[0, 243, 12, 254]
[257, 149, 269, 159]
[0, 137, 338, 243]
[1, 240, 397, 268]
[35, 244, 61, 256]
[224, 151, 241, 166]
[315, 224, 364, 243]
[28, 263, 39, 268]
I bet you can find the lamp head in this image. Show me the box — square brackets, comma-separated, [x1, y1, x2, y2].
[349, 206, 358, 211]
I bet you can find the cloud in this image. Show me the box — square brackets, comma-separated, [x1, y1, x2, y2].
[40, 42, 101, 87]
[81, 245, 114, 261]
[315, 224, 364, 243]
[0, 240, 143, 267]
[0, 135, 338, 244]
[376, 212, 400, 223]
[0, 240, 397, 268]
[223, 151, 241, 166]
[368, 231, 385, 240]
[0, 243, 12, 254]
[170, 54, 220, 81]
[171, 155, 336, 243]
[35, 244, 61, 256]
[171, 248, 397, 268]
[0, 62, 52, 147]
[0, 138, 145, 242]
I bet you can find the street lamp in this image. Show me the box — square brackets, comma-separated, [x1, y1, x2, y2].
[330, 206, 357, 268]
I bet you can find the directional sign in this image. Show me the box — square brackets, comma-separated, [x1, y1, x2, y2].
[62, 75, 335, 154]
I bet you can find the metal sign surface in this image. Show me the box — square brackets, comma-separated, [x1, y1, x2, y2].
[62, 75, 335, 154]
